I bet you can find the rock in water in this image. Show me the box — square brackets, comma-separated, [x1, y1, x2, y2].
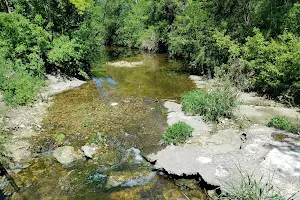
[81, 144, 99, 159]
[53, 146, 82, 165]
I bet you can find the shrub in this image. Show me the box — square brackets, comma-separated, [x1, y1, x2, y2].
[47, 35, 89, 78]
[181, 86, 239, 121]
[242, 29, 300, 105]
[267, 116, 299, 134]
[0, 13, 49, 105]
[2, 72, 43, 106]
[138, 26, 159, 52]
[162, 122, 194, 145]
[220, 172, 287, 200]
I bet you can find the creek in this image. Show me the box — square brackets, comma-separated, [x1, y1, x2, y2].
[10, 47, 207, 200]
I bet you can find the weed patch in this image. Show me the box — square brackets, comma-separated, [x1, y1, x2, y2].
[162, 122, 194, 145]
[267, 116, 300, 134]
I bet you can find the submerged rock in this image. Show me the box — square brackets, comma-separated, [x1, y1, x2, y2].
[81, 144, 99, 159]
[53, 146, 82, 165]
[106, 170, 156, 188]
[106, 61, 143, 68]
[88, 173, 107, 187]
[125, 148, 144, 163]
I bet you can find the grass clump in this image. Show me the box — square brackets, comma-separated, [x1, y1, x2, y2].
[267, 116, 300, 134]
[162, 122, 194, 145]
[181, 86, 239, 121]
[220, 172, 290, 200]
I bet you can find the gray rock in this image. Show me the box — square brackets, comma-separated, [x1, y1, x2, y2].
[81, 144, 99, 159]
[53, 146, 82, 165]
[164, 101, 212, 134]
[147, 125, 300, 198]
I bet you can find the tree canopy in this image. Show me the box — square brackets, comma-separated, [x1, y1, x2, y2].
[0, 0, 300, 105]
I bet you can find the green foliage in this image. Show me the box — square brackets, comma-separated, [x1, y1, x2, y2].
[103, 0, 183, 51]
[2, 72, 44, 106]
[267, 116, 299, 134]
[162, 122, 194, 145]
[0, 11, 95, 105]
[73, 5, 104, 64]
[283, 3, 300, 35]
[1, 0, 300, 107]
[0, 12, 50, 77]
[47, 35, 89, 78]
[88, 133, 107, 146]
[220, 172, 287, 200]
[181, 86, 239, 121]
[138, 26, 159, 52]
[14, 0, 83, 35]
[69, 0, 94, 14]
[0, 13, 48, 105]
[242, 29, 300, 104]
[54, 133, 65, 142]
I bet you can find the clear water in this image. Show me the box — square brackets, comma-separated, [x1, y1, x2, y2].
[11, 47, 206, 200]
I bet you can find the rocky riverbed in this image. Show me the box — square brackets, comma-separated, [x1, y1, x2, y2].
[147, 75, 300, 199]
[0, 49, 207, 199]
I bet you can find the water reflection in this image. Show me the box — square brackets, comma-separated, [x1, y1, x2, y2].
[93, 77, 117, 89]
[93, 77, 118, 99]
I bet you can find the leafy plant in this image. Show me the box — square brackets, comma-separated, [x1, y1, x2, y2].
[267, 116, 299, 134]
[54, 133, 66, 142]
[181, 85, 239, 121]
[88, 133, 107, 146]
[162, 122, 194, 145]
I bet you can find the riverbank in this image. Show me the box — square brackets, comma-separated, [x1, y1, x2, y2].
[147, 75, 300, 199]
[1, 74, 86, 169]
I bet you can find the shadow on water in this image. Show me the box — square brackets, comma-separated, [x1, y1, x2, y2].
[10, 47, 206, 200]
[0, 191, 5, 200]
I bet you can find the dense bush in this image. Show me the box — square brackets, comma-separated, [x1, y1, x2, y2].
[267, 116, 299, 134]
[181, 85, 239, 121]
[162, 122, 194, 145]
[0, 2, 103, 105]
[241, 30, 300, 104]
[0, 13, 49, 105]
[1, 0, 300, 106]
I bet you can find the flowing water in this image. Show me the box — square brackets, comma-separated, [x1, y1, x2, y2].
[10, 47, 207, 200]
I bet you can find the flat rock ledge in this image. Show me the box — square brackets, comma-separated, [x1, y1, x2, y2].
[147, 125, 300, 198]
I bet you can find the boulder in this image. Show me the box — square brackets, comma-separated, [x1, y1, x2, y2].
[53, 146, 82, 165]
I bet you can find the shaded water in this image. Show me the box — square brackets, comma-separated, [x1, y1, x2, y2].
[11, 48, 207, 200]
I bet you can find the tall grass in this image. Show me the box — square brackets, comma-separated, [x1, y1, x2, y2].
[219, 171, 295, 200]
[181, 83, 239, 121]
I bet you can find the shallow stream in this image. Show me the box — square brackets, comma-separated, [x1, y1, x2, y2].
[11, 47, 207, 200]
